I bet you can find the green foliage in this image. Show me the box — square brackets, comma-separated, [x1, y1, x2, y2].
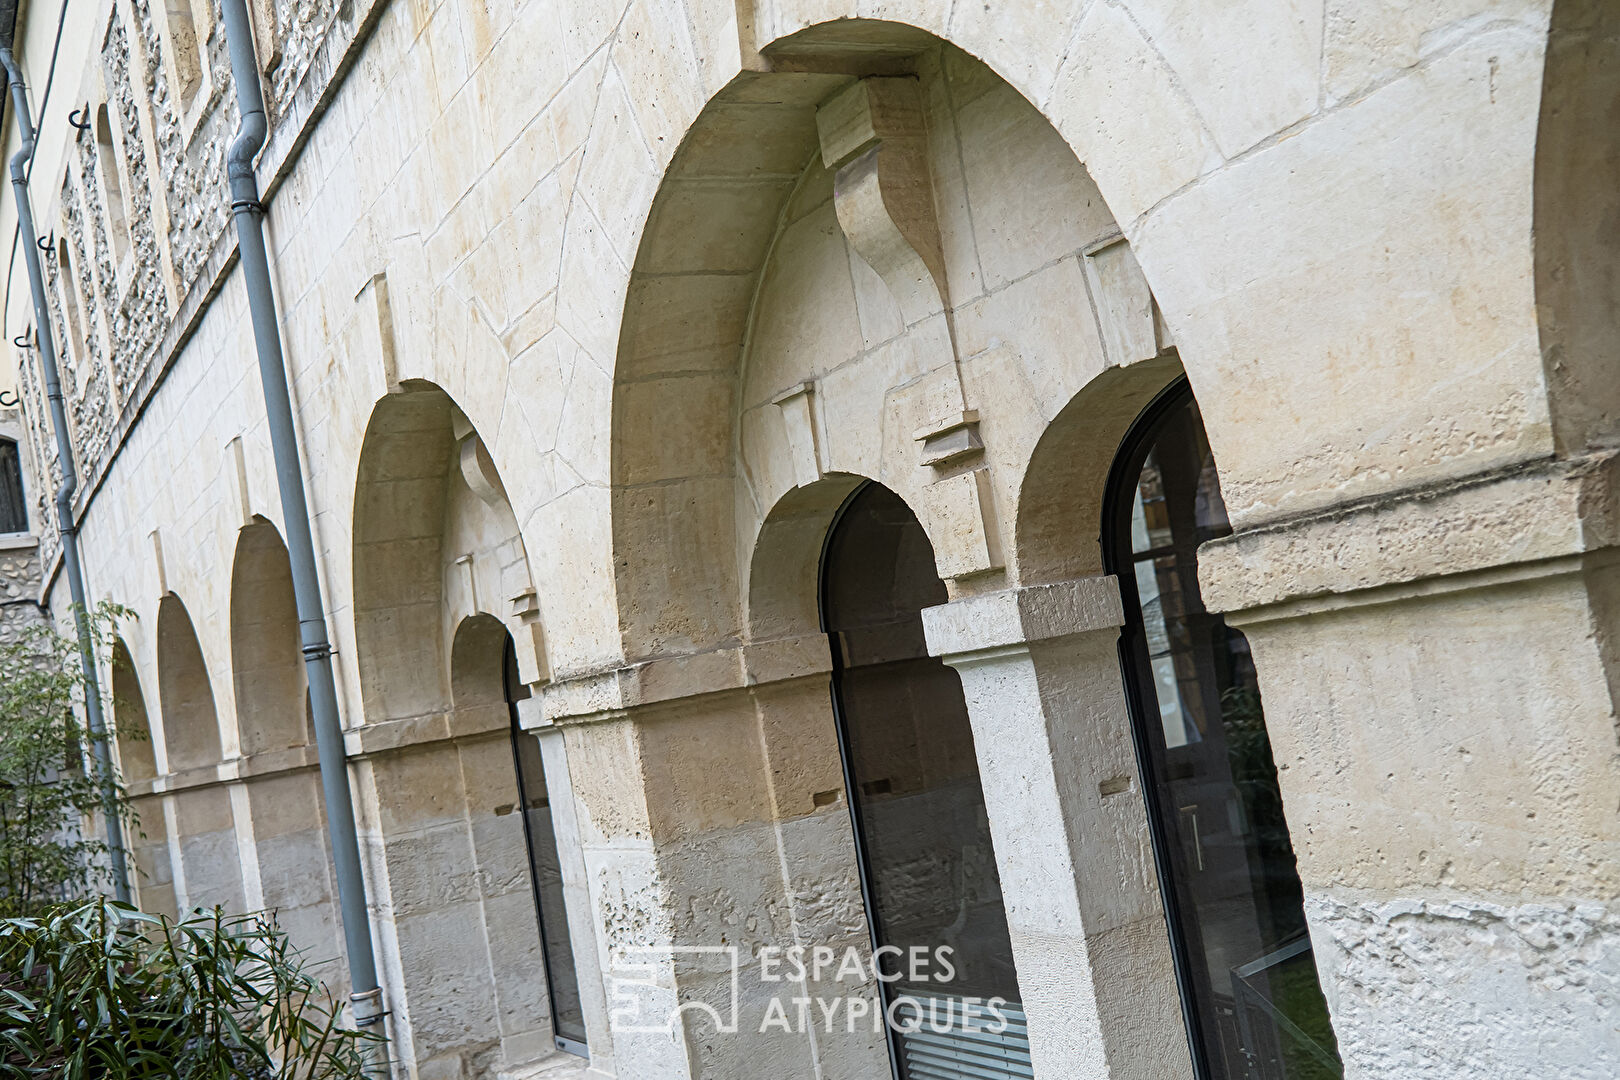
[0, 898, 379, 1079]
[0, 604, 132, 915]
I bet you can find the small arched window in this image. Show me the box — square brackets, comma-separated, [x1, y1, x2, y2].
[0, 437, 28, 533]
[93, 104, 131, 262]
[1104, 379, 1342, 1079]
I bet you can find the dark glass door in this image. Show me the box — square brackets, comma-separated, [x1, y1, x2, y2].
[505, 641, 588, 1056]
[821, 483, 1032, 1080]
[1104, 381, 1341, 1080]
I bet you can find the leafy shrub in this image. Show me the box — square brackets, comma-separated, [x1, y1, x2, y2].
[0, 898, 379, 1079]
[0, 605, 130, 914]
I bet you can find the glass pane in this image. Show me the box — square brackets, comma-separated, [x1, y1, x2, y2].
[1114, 390, 1341, 1080]
[0, 440, 25, 534]
[506, 645, 588, 1053]
[823, 483, 1031, 1079]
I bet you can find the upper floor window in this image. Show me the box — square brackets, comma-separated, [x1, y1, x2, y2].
[93, 104, 131, 263]
[0, 438, 27, 534]
[56, 238, 85, 357]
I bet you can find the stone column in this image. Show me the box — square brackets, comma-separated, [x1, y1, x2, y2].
[1200, 456, 1620, 1079]
[922, 578, 1194, 1080]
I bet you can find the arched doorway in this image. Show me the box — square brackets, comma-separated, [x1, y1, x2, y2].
[821, 481, 1030, 1079]
[1103, 380, 1340, 1079]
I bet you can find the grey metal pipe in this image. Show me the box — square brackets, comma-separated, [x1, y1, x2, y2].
[215, 0, 386, 1055]
[0, 48, 130, 905]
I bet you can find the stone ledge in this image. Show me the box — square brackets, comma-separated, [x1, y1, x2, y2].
[343, 705, 506, 757]
[534, 637, 833, 726]
[138, 744, 323, 795]
[920, 576, 1124, 661]
[1202, 451, 1620, 619]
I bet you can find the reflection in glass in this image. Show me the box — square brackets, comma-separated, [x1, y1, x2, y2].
[822, 483, 1032, 1080]
[1108, 383, 1342, 1080]
[505, 641, 588, 1056]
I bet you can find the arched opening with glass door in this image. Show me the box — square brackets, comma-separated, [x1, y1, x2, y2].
[821, 481, 1030, 1080]
[499, 633, 587, 1057]
[1103, 379, 1341, 1079]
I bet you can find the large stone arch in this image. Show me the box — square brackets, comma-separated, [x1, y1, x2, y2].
[611, 20, 1163, 666]
[229, 517, 309, 757]
[112, 635, 158, 783]
[154, 593, 246, 914]
[155, 592, 225, 773]
[348, 382, 603, 1079]
[1014, 353, 1184, 587]
[112, 634, 178, 920]
[1535, 0, 1620, 454]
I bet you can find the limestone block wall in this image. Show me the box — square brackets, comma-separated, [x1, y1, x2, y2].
[0, 0, 1615, 1078]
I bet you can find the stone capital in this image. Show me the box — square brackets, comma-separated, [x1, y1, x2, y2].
[921, 576, 1124, 663]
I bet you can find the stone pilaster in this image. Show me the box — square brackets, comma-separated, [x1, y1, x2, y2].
[922, 578, 1195, 1080]
[1202, 453, 1620, 1078]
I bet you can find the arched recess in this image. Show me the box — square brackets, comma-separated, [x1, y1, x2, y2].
[230, 517, 310, 756]
[612, 19, 1146, 663]
[605, 20, 1180, 1077]
[350, 384, 599, 1077]
[154, 593, 246, 913]
[156, 593, 224, 772]
[1535, 2, 1620, 455]
[112, 636, 177, 920]
[112, 636, 158, 782]
[1015, 353, 1184, 586]
[822, 480, 1029, 1074]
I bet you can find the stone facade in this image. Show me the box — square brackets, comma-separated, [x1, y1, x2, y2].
[0, 1, 1616, 1079]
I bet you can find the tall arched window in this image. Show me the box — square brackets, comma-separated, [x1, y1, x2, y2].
[822, 481, 1031, 1080]
[0, 438, 26, 533]
[504, 636, 587, 1056]
[1104, 380, 1341, 1079]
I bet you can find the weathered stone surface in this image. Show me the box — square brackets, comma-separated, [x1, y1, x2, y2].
[4, 1, 1615, 1077]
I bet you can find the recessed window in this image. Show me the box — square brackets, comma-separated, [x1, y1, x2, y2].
[0, 438, 28, 534]
[164, 0, 205, 107]
[1105, 379, 1342, 1080]
[93, 104, 131, 263]
[56, 238, 85, 358]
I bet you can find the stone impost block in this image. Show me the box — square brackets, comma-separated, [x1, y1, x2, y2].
[922, 575, 1123, 660]
[1082, 235, 1161, 368]
[923, 467, 1004, 579]
[770, 380, 824, 487]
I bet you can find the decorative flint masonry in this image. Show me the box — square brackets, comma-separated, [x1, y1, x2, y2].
[215, 0, 388, 1068]
[0, 47, 132, 903]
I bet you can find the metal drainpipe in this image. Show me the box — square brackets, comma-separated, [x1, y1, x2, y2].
[0, 48, 131, 905]
[215, 0, 387, 1061]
